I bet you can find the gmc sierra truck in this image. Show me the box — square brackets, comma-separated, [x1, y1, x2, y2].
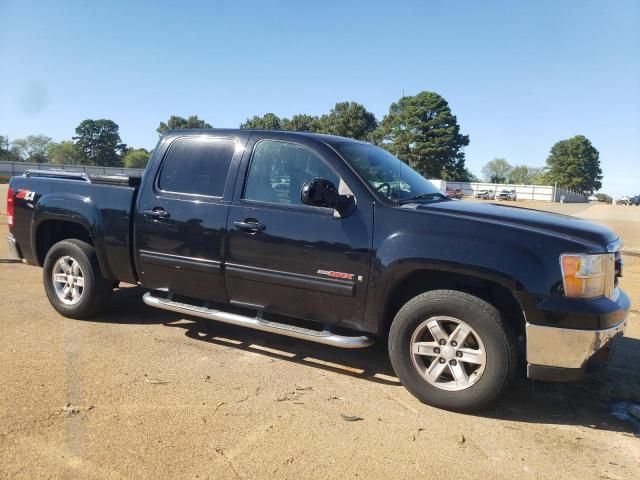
[6, 129, 630, 412]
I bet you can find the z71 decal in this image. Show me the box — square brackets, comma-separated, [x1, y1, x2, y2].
[16, 190, 36, 202]
[317, 269, 354, 281]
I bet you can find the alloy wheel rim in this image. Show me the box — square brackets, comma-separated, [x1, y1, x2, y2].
[410, 316, 487, 391]
[52, 256, 85, 305]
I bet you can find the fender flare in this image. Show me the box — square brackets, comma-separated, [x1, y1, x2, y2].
[30, 193, 113, 279]
[369, 259, 529, 335]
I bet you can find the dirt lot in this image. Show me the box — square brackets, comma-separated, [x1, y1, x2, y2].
[1, 186, 639, 480]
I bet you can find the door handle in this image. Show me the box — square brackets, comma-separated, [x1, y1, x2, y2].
[143, 208, 170, 220]
[234, 220, 265, 233]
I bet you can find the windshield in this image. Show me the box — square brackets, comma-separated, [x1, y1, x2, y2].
[333, 142, 443, 202]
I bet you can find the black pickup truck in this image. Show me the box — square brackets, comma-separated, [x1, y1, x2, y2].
[6, 129, 630, 411]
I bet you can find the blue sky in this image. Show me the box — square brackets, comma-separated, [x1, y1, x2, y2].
[1, 0, 638, 196]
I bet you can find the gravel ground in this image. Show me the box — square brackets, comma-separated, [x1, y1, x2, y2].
[1, 185, 639, 479]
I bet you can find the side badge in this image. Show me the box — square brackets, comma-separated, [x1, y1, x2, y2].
[317, 269, 355, 281]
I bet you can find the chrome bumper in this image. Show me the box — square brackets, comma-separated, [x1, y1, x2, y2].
[6, 235, 22, 260]
[526, 319, 626, 371]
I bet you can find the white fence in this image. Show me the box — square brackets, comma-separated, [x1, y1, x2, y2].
[442, 181, 587, 203]
[0, 161, 145, 178]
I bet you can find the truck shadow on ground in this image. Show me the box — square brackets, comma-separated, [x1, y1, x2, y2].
[484, 350, 640, 437]
[92, 286, 400, 386]
[93, 286, 639, 435]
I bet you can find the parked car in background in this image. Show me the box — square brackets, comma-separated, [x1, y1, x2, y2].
[446, 188, 463, 199]
[475, 189, 495, 200]
[496, 189, 517, 201]
[629, 195, 640, 206]
[618, 196, 631, 205]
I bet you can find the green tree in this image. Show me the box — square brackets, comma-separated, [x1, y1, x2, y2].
[545, 135, 602, 193]
[282, 114, 320, 132]
[157, 115, 212, 136]
[317, 101, 377, 140]
[240, 113, 283, 130]
[47, 141, 87, 165]
[455, 167, 480, 182]
[10, 135, 52, 163]
[73, 119, 126, 167]
[375, 91, 469, 179]
[506, 165, 545, 184]
[0, 135, 18, 161]
[482, 158, 512, 183]
[507, 165, 529, 184]
[530, 168, 549, 185]
[123, 148, 150, 168]
[594, 193, 612, 204]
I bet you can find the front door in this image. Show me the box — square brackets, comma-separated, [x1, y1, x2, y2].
[225, 136, 372, 331]
[135, 134, 243, 302]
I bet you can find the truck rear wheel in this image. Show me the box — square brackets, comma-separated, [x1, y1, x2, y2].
[43, 239, 113, 319]
[389, 290, 516, 412]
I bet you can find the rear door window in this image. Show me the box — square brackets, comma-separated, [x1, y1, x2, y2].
[158, 137, 236, 197]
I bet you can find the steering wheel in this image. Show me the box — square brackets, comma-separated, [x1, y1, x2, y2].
[375, 182, 391, 198]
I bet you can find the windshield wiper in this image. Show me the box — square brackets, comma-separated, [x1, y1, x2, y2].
[399, 192, 447, 204]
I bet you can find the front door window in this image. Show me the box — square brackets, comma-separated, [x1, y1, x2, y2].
[243, 140, 340, 206]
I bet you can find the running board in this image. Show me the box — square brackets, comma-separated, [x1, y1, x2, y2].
[142, 293, 375, 349]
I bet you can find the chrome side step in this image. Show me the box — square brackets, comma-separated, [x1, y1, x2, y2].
[143, 293, 375, 349]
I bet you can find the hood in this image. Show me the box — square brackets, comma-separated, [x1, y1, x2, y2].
[410, 200, 617, 249]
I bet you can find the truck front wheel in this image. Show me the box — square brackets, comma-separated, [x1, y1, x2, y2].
[43, 239, 113, 319]
[389, 290, 516, 412]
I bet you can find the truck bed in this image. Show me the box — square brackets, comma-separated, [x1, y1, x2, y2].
[9, 171, 140, 284]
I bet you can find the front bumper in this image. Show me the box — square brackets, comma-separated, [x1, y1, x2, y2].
[526, 289, 629, 382]
[6, 234, 22, 260]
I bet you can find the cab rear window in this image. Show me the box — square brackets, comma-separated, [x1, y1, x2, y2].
[158, 137, 236, 197]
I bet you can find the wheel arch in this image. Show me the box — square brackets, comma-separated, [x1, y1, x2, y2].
[31, 194, 113, 279]
[377, 265, 527, 341]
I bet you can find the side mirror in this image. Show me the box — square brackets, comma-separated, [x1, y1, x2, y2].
[301, 179, 354, 214]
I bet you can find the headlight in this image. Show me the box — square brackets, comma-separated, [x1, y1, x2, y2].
[560, 253, 615, 299]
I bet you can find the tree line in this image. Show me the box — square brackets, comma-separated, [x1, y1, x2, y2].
[480, 135, 602, 193]
[0, 120, 151, 169]
[0, 90, 603, 193]
[238, 93, 473, 182]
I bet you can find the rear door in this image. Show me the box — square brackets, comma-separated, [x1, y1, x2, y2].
[224, 134, 373, 331]
[135, 133, 245, 302]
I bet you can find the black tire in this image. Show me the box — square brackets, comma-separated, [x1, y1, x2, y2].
[43, 239, 113, 319]
[389, 290, 517, 412]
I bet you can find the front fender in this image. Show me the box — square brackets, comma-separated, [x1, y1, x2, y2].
[363, 227, 560, 334]
[376, 229, 545, 290]
[31, 193, 113, 278]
